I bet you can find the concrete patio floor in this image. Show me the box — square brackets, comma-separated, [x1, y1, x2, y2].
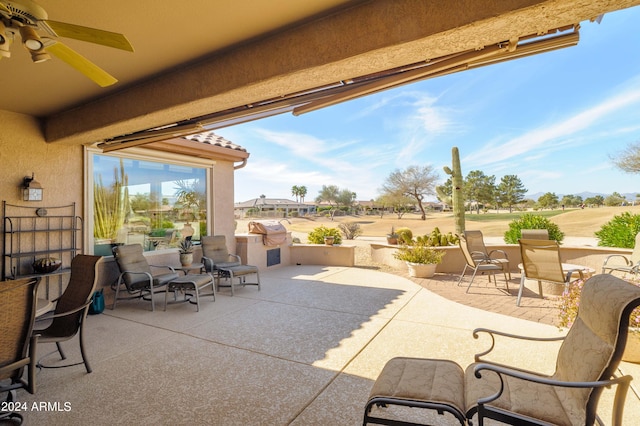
[16, 265, 640, 425]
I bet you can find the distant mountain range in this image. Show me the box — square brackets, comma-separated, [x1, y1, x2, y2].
[527, 191, 639, 201]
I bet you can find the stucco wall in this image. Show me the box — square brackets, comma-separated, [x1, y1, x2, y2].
[0, 110, 84, 291]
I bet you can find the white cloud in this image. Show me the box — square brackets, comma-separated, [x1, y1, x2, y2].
[464, 84, 640, 167]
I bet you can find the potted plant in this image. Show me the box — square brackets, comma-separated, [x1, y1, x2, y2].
[559, 279, 640, 363]
[393, 242, 445, 278]
[178, 239, 194, 266]
[386, 227, 399, 245]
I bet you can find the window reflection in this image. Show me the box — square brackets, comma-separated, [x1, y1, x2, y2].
[92, 154, 207, 254]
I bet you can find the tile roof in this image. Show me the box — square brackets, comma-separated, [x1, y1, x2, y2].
[184, 131, 247, 152]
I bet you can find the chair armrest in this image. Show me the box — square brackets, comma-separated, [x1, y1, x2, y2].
[201, 256, 213, 271]
[473, 328, 565, 362]
[35, 300, 92, 322]
[487, 249, 508, 260]
[602, 254, 632, 266]
[473, 363, 632, 425]
[149, 264, 176, 273]
[229, 254, 241, 262]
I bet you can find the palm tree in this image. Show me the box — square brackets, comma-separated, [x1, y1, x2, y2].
[299, 185, 307, 203]
[291, 185, 300, 202]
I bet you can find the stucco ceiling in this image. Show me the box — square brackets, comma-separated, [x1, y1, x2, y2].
[1, 0, 639, 145]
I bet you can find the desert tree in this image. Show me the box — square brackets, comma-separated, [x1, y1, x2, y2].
[380, 165, 439, 220]
[496, 174, 527, 213]
[377, 193, 415, 219]
[584, 195, 604, 207]
[611, 141, 640, 173]
[537, 192, 559, 209]
[316, 185, 355, 219]
[464, 170, 495, 213]
[604, 192, 627, 206]
[560, 194, 583, 208]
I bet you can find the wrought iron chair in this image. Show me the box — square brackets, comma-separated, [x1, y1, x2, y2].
[1, 277, 39, 424]
[456, 232, 509, 293]
[602, 232, 640, 278]
[33, 255, 102, 373]
[364, 274, 640, 426]
[112, 244, 178, 311]
[518, 238, 583, 306]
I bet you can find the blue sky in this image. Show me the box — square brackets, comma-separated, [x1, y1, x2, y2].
[219, 6, 640, 203]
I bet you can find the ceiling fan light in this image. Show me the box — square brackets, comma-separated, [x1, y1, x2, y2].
[19, 26, 43, 51]
[29, 49, 50, 63]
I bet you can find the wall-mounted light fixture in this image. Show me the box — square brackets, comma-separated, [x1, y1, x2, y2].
[23, 173, 43, 201]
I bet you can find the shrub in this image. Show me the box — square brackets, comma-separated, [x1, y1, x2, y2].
[393, 242, 445, 264]
[395, 227, 413, 244]
[307, 226, 342, 245]
[595, 212, 640, 248]
[503, 213, 564, 244]
[338, 222, 362, 240]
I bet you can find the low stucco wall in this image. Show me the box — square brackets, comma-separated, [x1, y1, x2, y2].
[290, 244, 355, 267]
[371, 243, 632, 275]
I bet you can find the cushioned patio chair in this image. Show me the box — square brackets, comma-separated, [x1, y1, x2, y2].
[456, 232, 509, 293]
[1, 277, 39, 424]
[200, 235, 241, 274]
[112, 244, 178, 311]
[518, 238, 584, 306]
[602, 232, 640, 278]
[34, 255, 102, 373]
[521, 228, 549, 240]
[201, 235, 260, 295]
[364, 274, 640, 426]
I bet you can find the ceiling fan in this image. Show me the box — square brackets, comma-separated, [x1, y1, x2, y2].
[0, 0, 133, 86]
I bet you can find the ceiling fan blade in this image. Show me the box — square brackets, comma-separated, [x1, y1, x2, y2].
[45, 20, 134, 52]
[44, 40, 117, 87]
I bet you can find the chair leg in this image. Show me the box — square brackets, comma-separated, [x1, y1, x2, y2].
[466, 269, 479, 293]
[56, 342, 67, 360]
[517, 274, 526, 306]
[457, 265, 469, 286]
[112, 279, 121, 310]
[537, 280, 544, 299]
[79, 322, 92, 373]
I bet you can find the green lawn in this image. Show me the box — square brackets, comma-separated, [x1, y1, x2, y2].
[464, 210, 566, 222]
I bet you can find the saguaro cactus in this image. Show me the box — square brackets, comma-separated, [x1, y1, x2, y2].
[443, 147, 465, 235]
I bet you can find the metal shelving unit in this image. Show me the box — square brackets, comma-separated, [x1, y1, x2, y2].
[2, 201, 83, 298]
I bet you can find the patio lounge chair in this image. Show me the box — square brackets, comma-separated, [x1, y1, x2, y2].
[364, 273, 640, 426]
[33, 255, 102, 373]
[518, 238, 583, 306]
[0, 277, 38, 424]
[462, 230, 510, 279]
[112, 244, 178, 311]
[456, 232, 509, 293]
[602, 232, 640, 278]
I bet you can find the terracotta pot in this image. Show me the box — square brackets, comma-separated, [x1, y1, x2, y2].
[407, 262, 437, 278]
[324, 236, 335, 246]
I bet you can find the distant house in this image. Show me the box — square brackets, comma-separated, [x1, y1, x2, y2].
[235, 197, 315, 219]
